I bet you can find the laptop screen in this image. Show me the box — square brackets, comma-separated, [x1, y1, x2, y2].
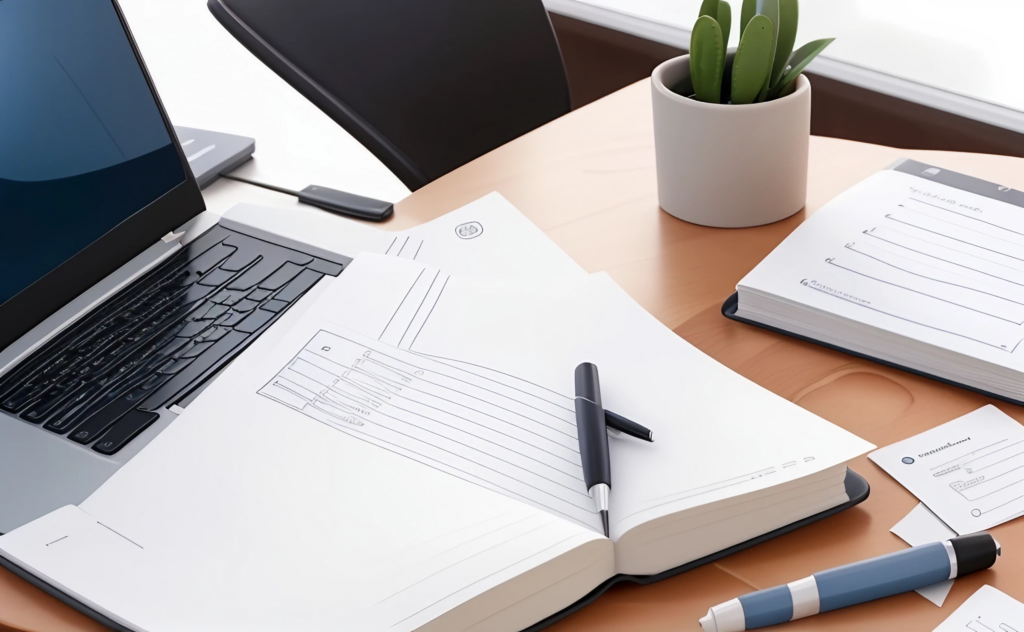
[0, 0, 186, 307]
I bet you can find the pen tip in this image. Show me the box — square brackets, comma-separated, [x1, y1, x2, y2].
[601, 510, 610, 538]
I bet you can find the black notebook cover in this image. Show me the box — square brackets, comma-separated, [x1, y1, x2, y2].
[0, 469, 869, 632]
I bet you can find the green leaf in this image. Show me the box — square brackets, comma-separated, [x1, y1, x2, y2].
[767, 37, 834, 98]
[699, 0, 730, 43]
[731, 14, 773, 104]
[690, 16, 726, 103]
[770, 0, 798, 88]
[754, 0, 779, 101]
[740, 0, 756, 35]
[717, 0, 732, 46]
[776, 77, 798, 98]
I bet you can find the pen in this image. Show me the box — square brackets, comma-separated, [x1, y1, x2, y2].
[573, 362, 653, 538]
[699, 532, 1001, 632]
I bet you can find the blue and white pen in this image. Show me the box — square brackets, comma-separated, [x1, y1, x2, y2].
[700, 533, 1001, 632]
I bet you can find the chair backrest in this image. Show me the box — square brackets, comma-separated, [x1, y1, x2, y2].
[209, 0, 571, 191]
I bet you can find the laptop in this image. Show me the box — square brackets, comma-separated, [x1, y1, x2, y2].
[0, 0, 350, 534]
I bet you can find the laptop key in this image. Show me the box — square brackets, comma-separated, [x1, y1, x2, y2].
[67, 396, 138, 444]
[180, 341, 214, 359]
[259, 262, 305, 290]
[219, 250, 261, 272]
[139, 373, 168, 391]
[155, 336, 190, 358]
[139, 331, 249, 412]
[234, 309, 275, 334]
[227, 257, 289, 291]
[203, 327, 230, 342]
[223, 233, 313, 267]
[306, 259, 344, 276]
[260, 299, 288, 313]
[181, 283, 216, 306]
[92, 409, 160, 455]
[177, 320, 212, 339]
[247, 288, 272, 302]
[158, 358, 195, 375]
[274, 270, 324, 303]
[216, 311, 246, 327]
[211, 289, 247, 306]
[41, 382, 107, 433]
[198, 268, 236, 287]
[233, 299, 259, 313]
[187, 243, 236, 276]
[202, 304, 230, 321]
[23, 381, 84, 422]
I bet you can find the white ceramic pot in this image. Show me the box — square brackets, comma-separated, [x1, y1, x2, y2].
[651, 54, 810, 228]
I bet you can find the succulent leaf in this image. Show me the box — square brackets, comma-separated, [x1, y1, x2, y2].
[731, 14, 773, 104]
[770, 0, 798, 88]
[690, 16, 726, 103]
[767, 37, 834, 98]
[754, 0, 779, 101]
[717, 0, 732, 45]
[740, 0, 756, 35]
[699, 0, 719, 18]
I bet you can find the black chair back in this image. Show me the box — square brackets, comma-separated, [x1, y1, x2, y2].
[209, 0, 571, 190]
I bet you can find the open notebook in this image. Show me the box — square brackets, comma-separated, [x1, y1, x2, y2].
[0, 256, 872, 631]
[727, 160, 1024, 405]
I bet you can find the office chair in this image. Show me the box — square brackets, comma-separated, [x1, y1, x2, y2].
[208, 0, 571, 191]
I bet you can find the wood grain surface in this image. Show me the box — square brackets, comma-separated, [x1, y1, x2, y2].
[4, 78, 1024, 631]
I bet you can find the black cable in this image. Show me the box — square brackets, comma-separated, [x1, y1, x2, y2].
[217, 171, 394, 222]
[219, 172, 299, 197]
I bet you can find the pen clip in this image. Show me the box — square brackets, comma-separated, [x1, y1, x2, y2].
[604, 409, 654, 442]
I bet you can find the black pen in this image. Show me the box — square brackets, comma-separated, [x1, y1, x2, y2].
[573, 363, 653, 537]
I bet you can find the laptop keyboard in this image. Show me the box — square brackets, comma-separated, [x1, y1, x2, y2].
[0, 225, 345, 455]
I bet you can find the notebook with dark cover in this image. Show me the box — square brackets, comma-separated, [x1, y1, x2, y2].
[0, 470, 869, 632]
[0, 258, 876, 632]
[725, 160, 1024, 407]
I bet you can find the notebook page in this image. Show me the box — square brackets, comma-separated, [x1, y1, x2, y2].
[271, 255, 872, 551]
[738, 169, 1024, 371]
[224, 256, 600, 533]
[24, 311, 608, 632]
[393, 271, 875, 552]
[259, 329, 602, 531]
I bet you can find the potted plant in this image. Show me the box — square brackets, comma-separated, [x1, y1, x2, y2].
[652, 0, 833, 227]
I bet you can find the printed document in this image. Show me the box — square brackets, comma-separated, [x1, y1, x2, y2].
[871, 405, 1024, 534]
[934, 585, 1024, 632]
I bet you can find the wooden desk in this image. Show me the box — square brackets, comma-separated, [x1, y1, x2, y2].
[4, 79, 1024, 631]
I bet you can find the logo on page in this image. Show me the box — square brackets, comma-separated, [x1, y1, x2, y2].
[455, 222, 483, 240]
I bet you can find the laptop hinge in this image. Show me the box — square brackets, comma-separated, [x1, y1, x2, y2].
[161, 230, 187, 244]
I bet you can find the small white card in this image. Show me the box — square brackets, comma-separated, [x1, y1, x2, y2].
[870, 405, 1024, 535]
[891, 503, 957, 607]
[933, 585, 1024, 631]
